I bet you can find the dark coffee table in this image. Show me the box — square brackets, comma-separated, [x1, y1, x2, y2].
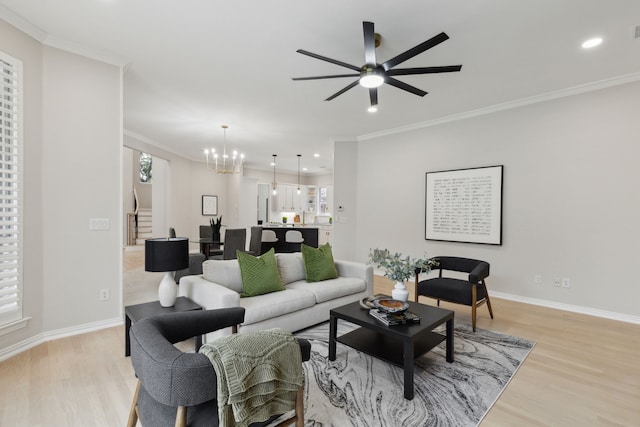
[329, 299, 454, 400]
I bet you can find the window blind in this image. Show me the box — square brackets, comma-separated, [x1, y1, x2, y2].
[0, 52, 22, 326]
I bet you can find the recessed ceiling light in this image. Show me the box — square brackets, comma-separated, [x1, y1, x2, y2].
[314, 153, 320, 158]
[582, 37, 603, 49]
[368, 106, 378, 113]
[302, 167, 308, 171]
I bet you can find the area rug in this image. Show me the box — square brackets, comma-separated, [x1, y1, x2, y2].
[288, 320, 534, 427]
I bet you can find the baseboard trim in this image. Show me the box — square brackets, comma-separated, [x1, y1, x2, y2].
[491, 291, 640, 325]
[0, 317, 123, 362]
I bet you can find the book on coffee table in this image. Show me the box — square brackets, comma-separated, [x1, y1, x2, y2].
[369, 309, 420, 326]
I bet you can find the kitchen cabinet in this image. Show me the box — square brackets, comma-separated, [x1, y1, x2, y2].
[275, 184, 302, 212]
[305, 186, 317, 213]
[318, 225, 332, 246]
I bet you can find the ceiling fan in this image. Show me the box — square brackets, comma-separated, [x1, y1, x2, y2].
[292, 21, 462, 111]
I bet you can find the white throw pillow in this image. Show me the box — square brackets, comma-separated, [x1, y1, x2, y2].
[275, 252, 306, 285]
[202, 259, 243, 293]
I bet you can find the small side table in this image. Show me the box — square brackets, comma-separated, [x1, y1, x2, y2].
[124, 296, 203, 357]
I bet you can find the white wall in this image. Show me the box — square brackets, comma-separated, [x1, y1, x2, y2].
[40, 46, 123, 331]
[345, 81, 640, 319]
[333, 139, 357, 260]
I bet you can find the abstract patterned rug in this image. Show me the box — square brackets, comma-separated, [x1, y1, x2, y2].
[288, 320, 534, 427]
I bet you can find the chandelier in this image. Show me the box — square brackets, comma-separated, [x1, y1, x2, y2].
[204, 125, 244, 174]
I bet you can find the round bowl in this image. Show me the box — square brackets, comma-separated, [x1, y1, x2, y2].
[373, 298, 409, 314]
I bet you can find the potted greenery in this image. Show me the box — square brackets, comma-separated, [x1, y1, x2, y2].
[210, 216, 222, 241]
[368, 248, 438, 301]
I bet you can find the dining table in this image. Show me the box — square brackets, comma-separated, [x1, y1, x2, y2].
[193, 238, 223, 258]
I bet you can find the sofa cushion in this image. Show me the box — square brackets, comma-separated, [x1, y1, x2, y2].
[240, 289, 316, 325]
[275, 252, 306, 285]
[301, 243, 338, 282]
[202, 259, 243, 293]
[287, 276, 366, 304]
[237, 248, 285, 298]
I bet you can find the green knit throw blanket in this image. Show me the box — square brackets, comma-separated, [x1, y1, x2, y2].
[199, 328, 303, 427]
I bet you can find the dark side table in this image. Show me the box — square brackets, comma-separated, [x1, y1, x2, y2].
[124, 296, 203, 356]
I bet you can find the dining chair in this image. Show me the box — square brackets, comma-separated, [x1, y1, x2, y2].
[247, 226, 263, 255]
[211, 228, 247, 260]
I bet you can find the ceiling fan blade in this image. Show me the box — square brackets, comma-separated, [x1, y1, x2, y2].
[369, 87, 378, 107]
[292, 73, 360, 81]
[382, 32, 450, 71]
[325, 80, 359, 101]
[363, 21, 377, 66]
[385, 77, 428, 97]
[296, 49, 361, 72]
[387, 65, 462, 76]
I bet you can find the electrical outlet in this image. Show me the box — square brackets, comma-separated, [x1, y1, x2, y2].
[534, 274, 542, 284]
[100, 289, 110, 301]
[553, 278, 561, 287]
[562, 278, 571, 288]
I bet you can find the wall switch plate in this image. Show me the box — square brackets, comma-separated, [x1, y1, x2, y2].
[562, 278, 571, 288]
[534, 274, 542, 284]
[90, 218, 110, 231]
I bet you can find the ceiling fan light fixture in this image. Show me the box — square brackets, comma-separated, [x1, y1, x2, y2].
[359, 68, 384, 88]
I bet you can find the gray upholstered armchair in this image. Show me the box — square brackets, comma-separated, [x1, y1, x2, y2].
[414, 256, 494, 331]
[127, 308, 311, 427]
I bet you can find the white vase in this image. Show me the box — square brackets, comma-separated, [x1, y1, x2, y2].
[391, 280, 409, 302]
[158, 271, 178, 307]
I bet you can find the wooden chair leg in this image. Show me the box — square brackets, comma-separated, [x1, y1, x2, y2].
[483, 281, 494, 319]
[127, 380, 141, 427]
[175, 406, 187, 427]
[295, 385, 304, 427]
[275, 385, 305, 427]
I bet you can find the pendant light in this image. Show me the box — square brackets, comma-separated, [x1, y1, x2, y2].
[296, 154, 302, 195]
[272, 154, 278, 195]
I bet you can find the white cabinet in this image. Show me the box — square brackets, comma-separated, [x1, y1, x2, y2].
[305, 186, 317, 213]
[276, 184, 302, 212]
[318, 226, 332, 246]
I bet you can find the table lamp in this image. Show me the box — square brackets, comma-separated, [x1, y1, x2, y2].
[145, 237, 189, 307]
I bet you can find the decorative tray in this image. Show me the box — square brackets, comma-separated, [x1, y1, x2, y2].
[373, 298, 409, 314]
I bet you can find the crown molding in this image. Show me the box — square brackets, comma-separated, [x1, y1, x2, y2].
[43, 33, 130, 67]
[0, 4, 47, 42]
[359, 72, 640, 142]
[0, 5, 130, 68]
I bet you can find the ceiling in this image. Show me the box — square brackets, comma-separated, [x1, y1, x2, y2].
[1, 1, 639, 174]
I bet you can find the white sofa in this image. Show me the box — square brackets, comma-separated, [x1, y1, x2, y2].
[178, 252, 373, 342]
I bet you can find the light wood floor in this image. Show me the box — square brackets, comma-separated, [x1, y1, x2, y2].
[1, 252, 638, 426]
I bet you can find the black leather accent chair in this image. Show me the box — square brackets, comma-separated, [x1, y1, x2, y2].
[127, 308, 311, 427]
[414, 256, 493, 332]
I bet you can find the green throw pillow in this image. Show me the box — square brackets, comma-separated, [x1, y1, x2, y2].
[301, 243, 339, 282]
[237, 248, 285, 297]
